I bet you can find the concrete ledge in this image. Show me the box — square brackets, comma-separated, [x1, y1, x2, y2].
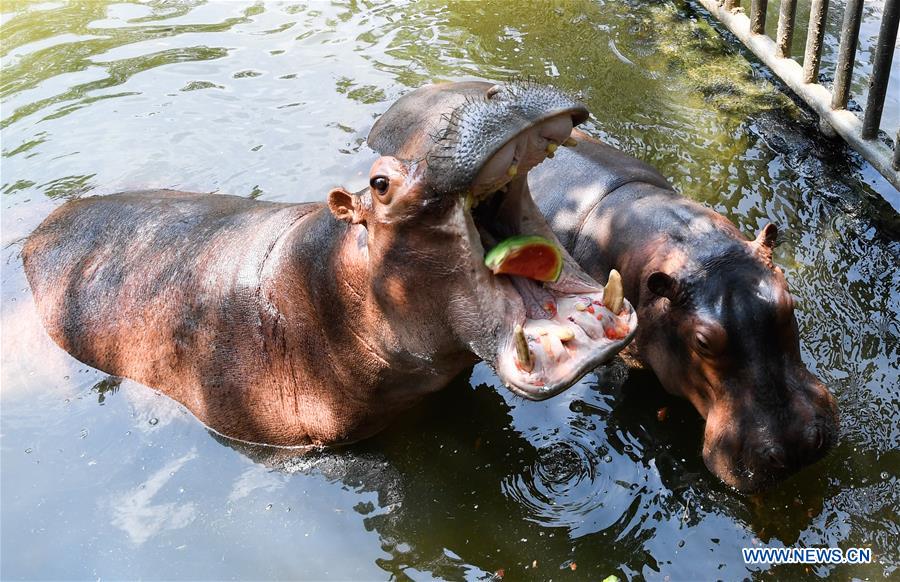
[697, 0, 900, 192]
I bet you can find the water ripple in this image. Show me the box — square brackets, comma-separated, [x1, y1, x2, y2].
[503, 438, 610, 529]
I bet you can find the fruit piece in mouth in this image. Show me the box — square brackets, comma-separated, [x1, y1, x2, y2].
[484, 235, 563, 283]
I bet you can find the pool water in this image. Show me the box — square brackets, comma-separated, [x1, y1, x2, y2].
[1, 1, 897, 580]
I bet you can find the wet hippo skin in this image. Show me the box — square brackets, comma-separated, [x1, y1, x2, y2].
[530, 130, 839, 492]
[22, 82, 637, 448]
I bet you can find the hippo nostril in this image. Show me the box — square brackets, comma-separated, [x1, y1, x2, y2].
[762, 446, 787, 470]
[805, 425, 825, 452]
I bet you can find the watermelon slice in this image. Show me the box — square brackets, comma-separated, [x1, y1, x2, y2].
[484, 235, 563, 282]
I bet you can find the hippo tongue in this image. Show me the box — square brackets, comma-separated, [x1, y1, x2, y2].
[509, 276, 556, 319]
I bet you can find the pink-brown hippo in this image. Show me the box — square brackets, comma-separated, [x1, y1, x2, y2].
[23, 81, 636, 447]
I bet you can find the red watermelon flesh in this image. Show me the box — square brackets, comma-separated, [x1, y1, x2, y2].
[484, 235, 563, 282]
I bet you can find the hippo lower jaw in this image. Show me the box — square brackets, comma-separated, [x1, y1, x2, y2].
[465, 169, 637, 400]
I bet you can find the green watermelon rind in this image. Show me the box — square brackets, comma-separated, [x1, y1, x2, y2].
[484, 235, 563, 282]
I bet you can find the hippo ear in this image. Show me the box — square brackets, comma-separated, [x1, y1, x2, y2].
[328, 188, 365, 225]
[753, 222, 778, 266]
[755, 222, 778, 249]
[647, 272, 681, 302]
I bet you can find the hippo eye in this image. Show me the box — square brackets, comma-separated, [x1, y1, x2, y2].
[695, 333, 711, 353]
[369, 176, 390, 196]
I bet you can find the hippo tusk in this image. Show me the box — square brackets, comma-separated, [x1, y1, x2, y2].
[507, 164, 518, 177]
[563, 137, 577, 147]
[463, 192, 474, 212]
[546, 142, 558, 158]
[604, 269, 624, 314]
[514, 324, 534, 372]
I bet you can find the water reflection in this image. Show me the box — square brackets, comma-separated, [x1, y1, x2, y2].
[199, 359, 832, 579]
[1, 0, 897, 580]
[110, 449, 198, 545]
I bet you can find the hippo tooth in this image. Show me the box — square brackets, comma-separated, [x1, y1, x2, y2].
[547, 142, 558, 155]
[604, 269, 624, 314]
[563, 137, 577, 147]
[507, 164, 518, 177]
[555, 327, 575, 342]
[514, 324, 534, 372]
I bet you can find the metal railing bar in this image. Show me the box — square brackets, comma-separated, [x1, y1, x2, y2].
[831, 0, 865, 110]
[750, 0, 769, 34]
[862, 0, 900, 139]
[803, 0, 831, 83]
[776, 0, 798, 58]
[894, 130, 900, 170]
[697, 0, 900, 190]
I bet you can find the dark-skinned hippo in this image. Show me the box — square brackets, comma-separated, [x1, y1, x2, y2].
[22, 81, 636, 448]
[529, 130, 839, 492]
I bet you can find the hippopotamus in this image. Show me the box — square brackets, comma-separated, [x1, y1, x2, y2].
[528, 131, 839, 492]
[22, 81, 636, 447]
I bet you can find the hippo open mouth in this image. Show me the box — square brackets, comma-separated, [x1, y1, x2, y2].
[369, 80, 637, 400]
[461, 118, 637, 399]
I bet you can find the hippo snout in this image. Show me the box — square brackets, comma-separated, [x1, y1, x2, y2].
[758, 444, 787, 470]
[703, 375, 839, 493]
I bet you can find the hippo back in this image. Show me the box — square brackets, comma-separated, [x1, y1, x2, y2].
[529, 134, 673, 253]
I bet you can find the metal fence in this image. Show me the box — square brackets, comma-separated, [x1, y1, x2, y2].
[697, 0, 900, 191]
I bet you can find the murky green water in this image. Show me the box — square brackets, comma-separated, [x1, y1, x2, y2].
[2, 1, 897, 580]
